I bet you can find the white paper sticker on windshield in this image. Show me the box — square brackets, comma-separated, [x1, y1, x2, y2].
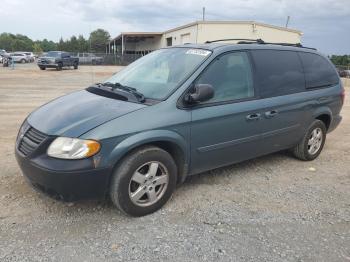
[186, 49, 211, 56]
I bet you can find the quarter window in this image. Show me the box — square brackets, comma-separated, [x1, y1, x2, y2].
[251, 50, 305, 98]
[196, 52, 254, 103]
[299, 52, 339, 89]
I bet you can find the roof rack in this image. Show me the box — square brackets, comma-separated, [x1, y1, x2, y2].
[205, 38, 316, 50]
[205, 38, 265, 44]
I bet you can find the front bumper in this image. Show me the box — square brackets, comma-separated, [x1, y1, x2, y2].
[15, 147, 111, 202]
[37, 63, 58, 68]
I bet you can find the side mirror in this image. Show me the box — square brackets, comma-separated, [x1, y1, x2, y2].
[184, 84, 214, 104]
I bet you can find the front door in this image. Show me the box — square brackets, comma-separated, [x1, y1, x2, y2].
[189, 51, 266, 174]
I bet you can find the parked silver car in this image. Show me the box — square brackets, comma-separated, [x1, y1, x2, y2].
[20, 52, 35, 62]
[10, 53, 30, 63]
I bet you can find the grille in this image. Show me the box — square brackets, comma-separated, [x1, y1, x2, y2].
[18, 127, 47, 156]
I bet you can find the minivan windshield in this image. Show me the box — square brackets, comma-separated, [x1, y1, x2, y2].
[105, 48, 212, 100]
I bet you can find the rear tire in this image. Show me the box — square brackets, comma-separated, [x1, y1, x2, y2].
[110, 146, 177, 217]
[39, 66, 46, 70]
[291, 120, 327, 161]
[20, 59, 26, 63]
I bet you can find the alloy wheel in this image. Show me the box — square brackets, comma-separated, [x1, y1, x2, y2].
[307, 127, 323, 155]
[128, 161, 169, 207]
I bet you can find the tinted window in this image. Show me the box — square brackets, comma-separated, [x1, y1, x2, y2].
[251, 50, 305, 98]
[299, 52, 339, 88]
[196, 52, 254, 103]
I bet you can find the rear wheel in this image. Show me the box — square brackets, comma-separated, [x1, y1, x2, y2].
[39, 66, 46, 70]
[110, 146, 177, 217]
[20, 59, 26, 63]
[292, 120, 327, 161]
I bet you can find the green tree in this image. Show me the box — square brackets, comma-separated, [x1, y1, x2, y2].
[57, 37, 65, 51]
[68, 35, 79, 52]
[77, 35, 89, 52]
[32, 42, 43, 54]
[330, 55, 350, 66]
[39, 39, 57, 51]
[89, 29, 110, 52]
[0, 33, 14, 50]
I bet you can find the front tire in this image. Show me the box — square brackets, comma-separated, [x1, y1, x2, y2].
[292, 120, 327, 161]
[39, 66, 46, 70]
[57, 63, 63, 71]
[73, 62, 78, 69]
[20, 59, 26, 63]
[110, 146, 177, 217]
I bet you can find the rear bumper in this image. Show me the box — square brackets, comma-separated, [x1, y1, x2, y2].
[328, 115, 342, 133]
[15, 149, 111, 201]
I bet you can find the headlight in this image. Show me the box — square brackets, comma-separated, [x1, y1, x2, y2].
[47, 137, 101, 159]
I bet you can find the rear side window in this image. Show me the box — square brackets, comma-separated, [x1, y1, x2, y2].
[299, 52, 339, 89]
[251, 50, 305, 98]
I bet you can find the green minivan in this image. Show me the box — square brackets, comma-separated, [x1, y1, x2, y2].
[16, 41, 344, 216]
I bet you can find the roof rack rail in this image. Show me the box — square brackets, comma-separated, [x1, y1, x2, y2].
[205, 38, 317, 50]
[205, 38, 264, 44]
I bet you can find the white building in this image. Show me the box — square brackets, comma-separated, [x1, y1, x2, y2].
[107, 20, 302, 55]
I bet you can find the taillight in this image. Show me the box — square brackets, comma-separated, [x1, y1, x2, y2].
[341, 89, 345, 105]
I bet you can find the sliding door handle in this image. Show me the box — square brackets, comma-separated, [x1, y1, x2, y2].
[246, 113, 261, 121]
[265, 110, 278, 118]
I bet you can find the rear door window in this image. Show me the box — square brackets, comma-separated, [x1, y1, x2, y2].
[251, 50, 305, 98]
[299, 52, 339, 89]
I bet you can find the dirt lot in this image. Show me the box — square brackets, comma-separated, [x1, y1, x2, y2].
[1, 64, 349, 261]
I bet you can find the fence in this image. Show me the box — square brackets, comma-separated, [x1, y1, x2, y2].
[70, 53, 143, 66]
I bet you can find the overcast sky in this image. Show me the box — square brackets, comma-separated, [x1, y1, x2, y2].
[0, 0, 349, 55]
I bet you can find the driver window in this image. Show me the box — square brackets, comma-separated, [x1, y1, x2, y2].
[196, 52, 254, 103]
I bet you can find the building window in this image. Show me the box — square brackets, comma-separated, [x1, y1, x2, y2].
[166, 37, 172, 46]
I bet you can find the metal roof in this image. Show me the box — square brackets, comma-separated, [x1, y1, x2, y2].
[108, 20, 302, 44]
[163, 20, 302, 35]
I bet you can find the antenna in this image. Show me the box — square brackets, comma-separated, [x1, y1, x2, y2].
[285, 16, 290, 28]
[202, 7, 205, 21]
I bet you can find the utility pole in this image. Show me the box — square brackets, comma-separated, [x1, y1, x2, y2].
[285, 16, 290, 28]
[202, 7, 205, 21]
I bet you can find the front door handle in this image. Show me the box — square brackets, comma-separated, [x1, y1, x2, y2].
[246, 113, 261, 121]
[265, 110, 278, 118]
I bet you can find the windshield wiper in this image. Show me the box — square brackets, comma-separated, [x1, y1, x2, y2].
[98, 82, 145, 102]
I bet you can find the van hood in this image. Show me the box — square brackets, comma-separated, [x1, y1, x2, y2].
[27, 90, 146, 137]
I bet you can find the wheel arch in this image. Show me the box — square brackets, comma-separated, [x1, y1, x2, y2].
[108, 130, 190, 184]
[313, 107, 332, 131]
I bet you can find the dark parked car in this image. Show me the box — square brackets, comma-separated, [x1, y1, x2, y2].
[16, 41, 344, 216]
[37, 51, 79, 70]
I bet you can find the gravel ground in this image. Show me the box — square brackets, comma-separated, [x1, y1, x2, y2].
[0, 64, 349, 262]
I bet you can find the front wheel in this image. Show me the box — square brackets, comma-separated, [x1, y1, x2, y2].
[21, 59, 26, 63]
[39, 66, 46, 70]
[110, 146, 177, 217]
[291, 120, 327, 161]
[73, 63, 78, 69]
[56, 63, 63, 70]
